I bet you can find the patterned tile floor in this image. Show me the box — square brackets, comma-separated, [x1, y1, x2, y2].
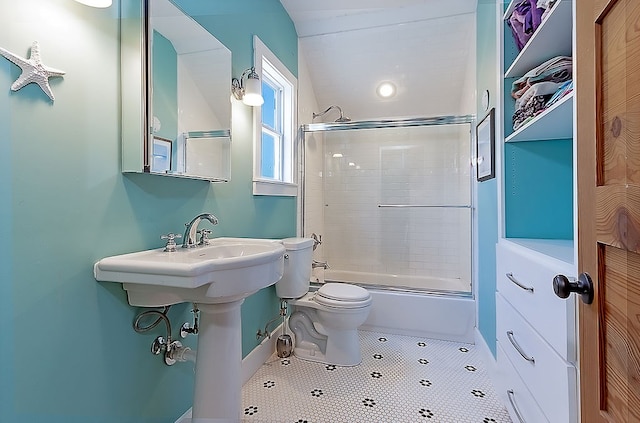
[241, 330, 512, 423]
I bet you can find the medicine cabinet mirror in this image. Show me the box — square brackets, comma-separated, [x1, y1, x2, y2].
[121, 0, 232, 182]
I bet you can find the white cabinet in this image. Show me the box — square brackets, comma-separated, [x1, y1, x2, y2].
[496, 343, 549, 423]
[496, 1, 578, 421]
[495, 241, 578, 423]
[495, 240, 575, 359]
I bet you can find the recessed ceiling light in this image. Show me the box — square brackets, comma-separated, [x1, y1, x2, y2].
[377, 82, 396, 98]
[332, 153, 343, 158]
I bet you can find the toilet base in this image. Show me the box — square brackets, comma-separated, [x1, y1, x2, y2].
[291, 325, 363, 367]
[286, 285, 372, 367]
[298, 328, 362, 366]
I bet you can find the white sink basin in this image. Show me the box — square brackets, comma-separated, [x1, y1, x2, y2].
[94, 237, 285, 306]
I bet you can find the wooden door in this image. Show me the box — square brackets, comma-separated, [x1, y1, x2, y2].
[576, 0, 640, 421]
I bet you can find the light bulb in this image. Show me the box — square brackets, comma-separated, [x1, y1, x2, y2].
[377, 81, 396, 98]
[243, 77, 264, 106]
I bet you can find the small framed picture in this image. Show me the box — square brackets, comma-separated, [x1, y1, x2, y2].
[476, 108, 495, 182]
[151, 136, 172, 173]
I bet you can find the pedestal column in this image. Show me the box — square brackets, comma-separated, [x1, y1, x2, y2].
[192, 300, 244, 422]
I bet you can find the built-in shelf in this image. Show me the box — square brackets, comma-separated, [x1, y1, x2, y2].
[125, 171, 228, 183]
[502, 0, 575, 254]
[498, 4, 577, 418]
[504, 238, 574, 265]
[505, 92, 573, 142]
[504, 0, 573, 78]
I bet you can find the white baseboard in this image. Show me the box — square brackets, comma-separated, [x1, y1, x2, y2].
[474, 328, 498, 384]
[242, 323, 281, 385]
[174, 324, 280, 423]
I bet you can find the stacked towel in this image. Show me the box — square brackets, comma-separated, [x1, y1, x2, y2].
[511, 56, 573, 130]
[545, 80, 573, 109]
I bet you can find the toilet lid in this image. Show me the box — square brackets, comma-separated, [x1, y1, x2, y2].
[317, 283, 371, 302]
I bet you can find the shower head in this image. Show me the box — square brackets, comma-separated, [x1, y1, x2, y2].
[313, 105, 351, 123]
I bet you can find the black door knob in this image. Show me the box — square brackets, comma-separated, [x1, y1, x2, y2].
[553, 273, 594, 304]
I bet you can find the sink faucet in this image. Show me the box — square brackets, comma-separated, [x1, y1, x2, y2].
[182, 213, 219, 248]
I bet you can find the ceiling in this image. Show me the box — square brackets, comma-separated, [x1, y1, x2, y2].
[279, 0, 478, 122]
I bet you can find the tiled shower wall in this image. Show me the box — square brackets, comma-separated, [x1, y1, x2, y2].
[303, 124, 472, 292]
[302, 130, 325, 260]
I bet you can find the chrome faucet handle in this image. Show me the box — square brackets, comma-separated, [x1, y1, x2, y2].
[311, 233, 322, 251]
[161, 233, 182, 252]
[197, 229, 212, 246]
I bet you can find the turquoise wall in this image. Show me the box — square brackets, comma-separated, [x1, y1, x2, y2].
[0, 0, 297, 421]
[175, 0, 298, 78]
[504, 139, 574, 239]
[476, 0, 499, 357]
[171, 0, 298, 358]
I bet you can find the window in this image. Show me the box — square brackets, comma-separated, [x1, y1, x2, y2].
[261, 77, 282, 179]
[252, 36, 297, 196]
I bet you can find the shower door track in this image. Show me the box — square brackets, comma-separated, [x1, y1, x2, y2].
[378, 204, 472, 208]
[313, 281, 473, 298]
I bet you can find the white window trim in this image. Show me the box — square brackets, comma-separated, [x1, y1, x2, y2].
[252, 35, 298, 197]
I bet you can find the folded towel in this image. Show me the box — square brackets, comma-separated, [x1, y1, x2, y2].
[545, 80, 573, 108]
[512, 56, 572, 98]
[515, 81, 564, 109]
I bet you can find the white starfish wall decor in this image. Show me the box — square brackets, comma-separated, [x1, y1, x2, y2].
[0, 41, 65, 101]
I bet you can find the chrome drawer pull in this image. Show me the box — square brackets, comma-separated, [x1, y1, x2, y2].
[506, 272, 534, 292]
[507, 389, 526, 423]
[507, 330, 535, 363]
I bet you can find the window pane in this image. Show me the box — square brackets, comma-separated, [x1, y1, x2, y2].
[261, 81, 277, 130]
[261, 131, 277, 179]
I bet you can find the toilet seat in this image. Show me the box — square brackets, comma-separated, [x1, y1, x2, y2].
[314, 283, 372, 309]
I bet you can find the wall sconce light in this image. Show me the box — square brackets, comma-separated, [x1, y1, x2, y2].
[73, 0, 112, 7]
[231, 67, 264, 106]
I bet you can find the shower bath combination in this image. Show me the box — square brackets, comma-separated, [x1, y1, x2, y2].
[301, 115, 474, 296]
[313, 105, 351, 122]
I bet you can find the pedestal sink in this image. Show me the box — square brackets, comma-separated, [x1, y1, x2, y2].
[94, 237, 285, 422]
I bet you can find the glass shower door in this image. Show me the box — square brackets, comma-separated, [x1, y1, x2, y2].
[306, 122, 472, 294]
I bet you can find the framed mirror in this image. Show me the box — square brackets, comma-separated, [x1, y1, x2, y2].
[121, 0, 232, 182]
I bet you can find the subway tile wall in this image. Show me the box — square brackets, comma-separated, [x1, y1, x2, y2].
[304, 124, 472, 291]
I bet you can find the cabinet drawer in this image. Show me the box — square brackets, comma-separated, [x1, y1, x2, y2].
[497, 294, 577, 423]
[496, 343, 549, 423]
[496, 241, 576, 360]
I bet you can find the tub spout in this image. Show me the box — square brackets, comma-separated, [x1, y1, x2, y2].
[312, 260, 330, 270]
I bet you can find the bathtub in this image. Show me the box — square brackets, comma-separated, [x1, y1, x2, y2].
[319, 269, 471, 293]
[315, 269, 475, 343]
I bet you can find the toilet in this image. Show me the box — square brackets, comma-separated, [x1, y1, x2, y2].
[276, 237, 372, 366]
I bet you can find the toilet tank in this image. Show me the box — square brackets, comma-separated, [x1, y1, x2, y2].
[275, 237, 314, 299]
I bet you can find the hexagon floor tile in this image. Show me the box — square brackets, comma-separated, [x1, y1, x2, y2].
[241, 330, 512, 423]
